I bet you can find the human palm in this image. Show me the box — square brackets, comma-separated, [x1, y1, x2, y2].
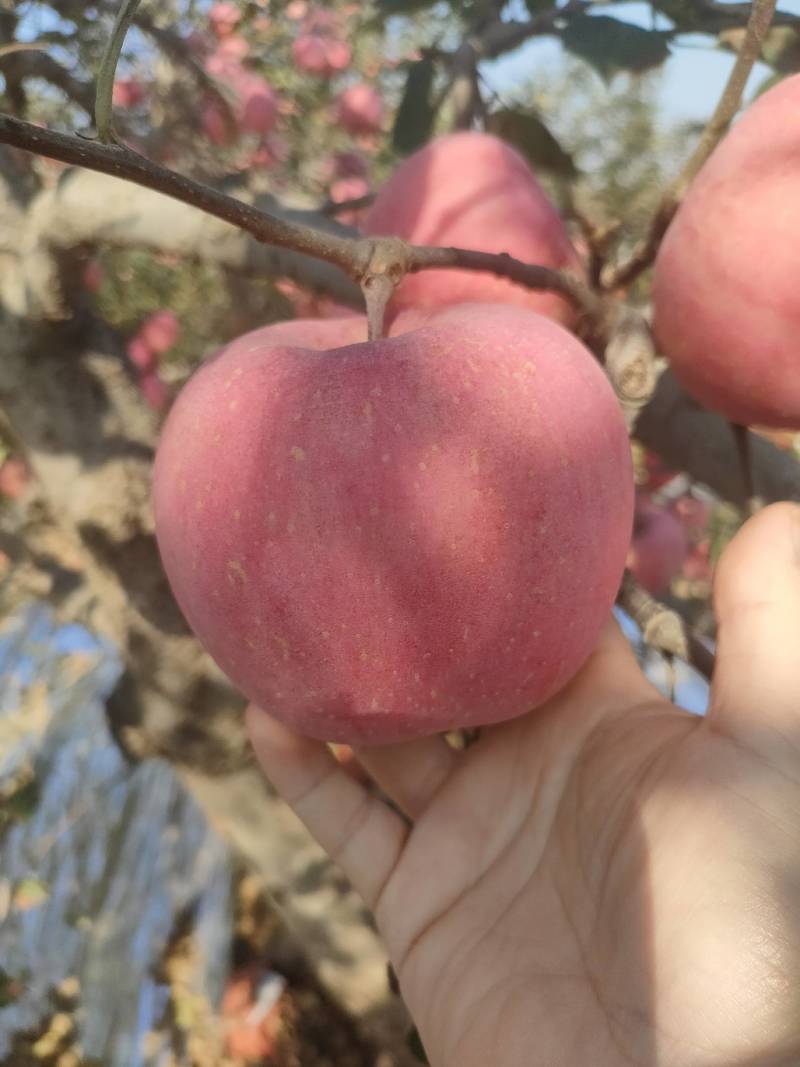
[248, 504, 800, 1067]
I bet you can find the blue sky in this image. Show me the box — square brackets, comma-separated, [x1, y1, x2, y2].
[490, 0, 800, 120]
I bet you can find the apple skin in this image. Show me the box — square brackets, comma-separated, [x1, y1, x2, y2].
[364, 132, 582, 327]
[627, 498, 688, 596]
[153, 304, 633, 745]
[653, 74, 800, 428]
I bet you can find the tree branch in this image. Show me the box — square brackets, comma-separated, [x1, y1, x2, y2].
[634, 367, 800, 508]
[603, 0, 778, 291]
[0, 114, 602, 324]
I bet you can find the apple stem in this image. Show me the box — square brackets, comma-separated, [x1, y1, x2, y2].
[362, 274, 393, 341]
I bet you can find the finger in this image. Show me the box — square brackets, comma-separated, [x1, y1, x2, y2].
[707, 502, 800, 761]
[246, 706, 408, 909]
[355, 735, 459, 820]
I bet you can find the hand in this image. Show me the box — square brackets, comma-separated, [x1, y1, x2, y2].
[247, 503, 800, 1067]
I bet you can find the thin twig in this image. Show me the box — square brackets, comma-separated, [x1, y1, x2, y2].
[603, 0, 778, 291]
[0, 114, 605, 328]
[321, 193, 375, 217]
[95, 0, 143, 144]
[617, 570, 715, 682]
[407, 244, 605, 336]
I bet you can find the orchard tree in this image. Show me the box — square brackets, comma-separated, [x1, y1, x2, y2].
[2, 0, 800, 1059]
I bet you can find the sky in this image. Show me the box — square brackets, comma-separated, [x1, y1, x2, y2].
[490, 0, 800, 120]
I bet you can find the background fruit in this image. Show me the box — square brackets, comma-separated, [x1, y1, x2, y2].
[153, 304, 633, 744]
[627, 497, 689, 595]
[653, 74, 800, 428]
[364, 132, 582, 326]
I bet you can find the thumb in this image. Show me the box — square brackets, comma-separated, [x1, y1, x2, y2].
[707, 502, 800, 768]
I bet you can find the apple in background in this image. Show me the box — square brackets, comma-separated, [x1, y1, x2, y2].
[239, 77, 279, 135]
[335, 84, 383, 136]
[112, 78, 146, 109]
[682, 539, 712, 584]
[201, 99, 231, 145]
[153, 303, 633, 745]
[139, 310, 181, 355]
[209, 1, 241, 38]
[291, 33, 352, 77]
[627, 497, 689, 596]
[139, 370, 169, 412]
[672, 494, 711, 535]
[0, 456, 31, 499]
[215, 34, 250, 60]
[127, 336, 157, 373]
[333, 150, 368, 179]
[364, 132, 582, 326]
[653, 74, 800, 428]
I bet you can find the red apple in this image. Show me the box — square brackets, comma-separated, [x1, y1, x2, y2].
[682, 539, 712, 583]
[209, 1, 241, 38]
[627, 498, 689, 596]
[216, 34, 250, 60]
[139, 370, 169, 412]
[335, 84, 383, 136]
[291, 33, 351, 77]
[201, 99, 232, 145]
[364, 132, 582, 326]
[653, 74, 800, 428]
[112, 78, 146, 109]
[153, 303, 633, 745]
[333, 150, 368, 179]
[139, 310, 180, 355]
[0, 456, 30, 499]
[239, 77, 279, 135]
[127, 335, 157, 373]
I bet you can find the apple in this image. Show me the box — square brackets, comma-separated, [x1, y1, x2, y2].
[333, 150, 368, 179]
[127, 335, 157, 373]
[627, 497, 688, 596]
[653, 74, 800, 428]
[139, 310, 180, 355]
[335, 84, 383, 136]
[216, 34, 250, 60]
[682, 539, 712, 583]
[139, 370, 169, 412]
[239, 77, 279, 135]
[0, 456, 30, 499]
[153, 303, 633, 745]
[209, 1, 241, 38]
[291, 33, 352, 77]
[112, 78, 146, 109]
[201, 99, 231, 145]
[363, 132, 582, 326]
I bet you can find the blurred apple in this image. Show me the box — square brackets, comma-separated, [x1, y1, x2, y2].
[627, 498, 689, 595]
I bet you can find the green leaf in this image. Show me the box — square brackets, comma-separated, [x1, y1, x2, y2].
[406, 1026, 429, 1063]
[392, 55, 437, 155]
[561, 15, 671, 79]
[487, 108, 577, 177]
